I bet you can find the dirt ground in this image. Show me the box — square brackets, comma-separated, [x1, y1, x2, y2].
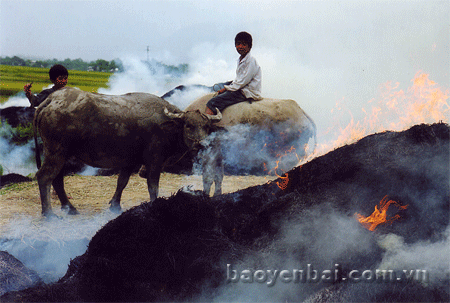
[0, 173, 275, 234]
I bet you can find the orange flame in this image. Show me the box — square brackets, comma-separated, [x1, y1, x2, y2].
[355, 196, 408, 231]
[308, 72, 449, 162]
[263, 144, 299, 190]
[273, 160, 289, 190]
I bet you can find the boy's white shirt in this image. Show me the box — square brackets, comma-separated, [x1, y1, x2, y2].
[224, 51, 262, 100]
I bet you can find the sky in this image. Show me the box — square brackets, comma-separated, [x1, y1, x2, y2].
[1, 0, 449, 143]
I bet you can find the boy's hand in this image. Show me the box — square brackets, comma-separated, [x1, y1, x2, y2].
[24, 83, 33, 97]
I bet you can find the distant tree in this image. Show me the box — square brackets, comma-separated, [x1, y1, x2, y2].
[0, 56, 184, 75]
[0, 56, 27, 66]
[71, 58, 89, 70]
[109, 60, 118, 71]
[31, 60, 50, 68]
[92, 59, 109, 72]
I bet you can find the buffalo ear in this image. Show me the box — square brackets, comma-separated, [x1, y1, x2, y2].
[159, 119, 183, 134]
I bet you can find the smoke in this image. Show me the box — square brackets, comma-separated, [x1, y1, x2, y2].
[97, 51, 234, 110]
[164, 85, 212, 109]
[0, 96, 30, 109]
[78, 165, 100, 176]
[0, 95, 39, 174]
[208, 204, 380, 302]
[0, 212, 119, 283]
[377, 229, 450, 285]
[209, 194, 449, 302]
[0, 123, 35, 176]
[98, 57, 167, 96]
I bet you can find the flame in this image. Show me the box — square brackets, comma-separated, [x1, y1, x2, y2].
[263, 143, 298, 190]
[305, 72, 449, 162]
[355, 196, 408, 231]
[272, 160, 289, 190]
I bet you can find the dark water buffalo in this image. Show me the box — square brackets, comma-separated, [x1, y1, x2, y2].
[34, 87, 221, 216]
[0, 106, 35, 127]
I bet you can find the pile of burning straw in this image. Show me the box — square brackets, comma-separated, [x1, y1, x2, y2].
[1, 123, 448, 302]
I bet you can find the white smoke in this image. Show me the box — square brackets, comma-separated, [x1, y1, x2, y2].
[164, 85, 212, 110]
[0, 212, 119, 283]
[78, 165, 100, 176]
[209, 205, 376, 302]
[98, 56, 167, 96]
[377, 228, 450, 285]
[0, 96, 30, 109]
[0, 123, 35, 176]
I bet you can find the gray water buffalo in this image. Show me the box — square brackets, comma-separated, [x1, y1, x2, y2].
[34, 87, 221, 216]
[185, 92, 317, 195]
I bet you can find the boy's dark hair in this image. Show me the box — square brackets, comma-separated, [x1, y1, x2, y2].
[235, 31, 252, 49]
[49, 64, 68, 81]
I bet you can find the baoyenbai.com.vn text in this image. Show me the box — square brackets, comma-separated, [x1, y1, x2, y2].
[226, 264, 429, 286]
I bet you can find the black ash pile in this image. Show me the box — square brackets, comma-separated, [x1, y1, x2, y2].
[1, 123, 448, 302]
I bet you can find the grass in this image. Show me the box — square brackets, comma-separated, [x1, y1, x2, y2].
[0, 65, 112, 104]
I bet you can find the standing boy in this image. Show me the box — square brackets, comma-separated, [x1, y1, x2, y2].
[24, 64, 69, 107]
[206, 31, 262, 115]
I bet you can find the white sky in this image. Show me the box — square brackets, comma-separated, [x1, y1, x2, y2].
[1, 0, 449, 138]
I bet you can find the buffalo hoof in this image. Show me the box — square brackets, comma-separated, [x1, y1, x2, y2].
[61, 205, 79, 215]
[109, 204, 122, 214]
[68, 208, 80, 215]
[42, 211, 62, 220]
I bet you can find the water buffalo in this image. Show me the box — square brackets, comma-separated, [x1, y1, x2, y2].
[185, 92, 317, 194]
[34, 87, 221, 216]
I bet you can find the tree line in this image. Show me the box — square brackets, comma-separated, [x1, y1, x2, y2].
[0, 56, 189, 76]
[0, 56, 121, 72]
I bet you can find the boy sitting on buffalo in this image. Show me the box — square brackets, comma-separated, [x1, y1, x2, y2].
[206, 31, 262, 115]
[24, 64, 69, 107]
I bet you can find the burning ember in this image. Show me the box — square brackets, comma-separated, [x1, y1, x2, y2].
[355, 196, 408, 231]
[264, 145, 299, 190]
[273, 160, 289, 190]
[264, 160, 290, 190]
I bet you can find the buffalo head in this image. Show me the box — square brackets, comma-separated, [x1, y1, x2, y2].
[164, 108, 222, 152]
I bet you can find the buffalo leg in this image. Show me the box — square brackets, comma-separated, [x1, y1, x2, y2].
[52, 169, 79, 215]
[142, 154, 163, 202]
[213, 163, 224, 196]
[202, 139, 224, 197]
[202, 160, 224, 197]
[36, 151, 67, 217]
[202, 177, 213, 197]
[144, 163, 162, 202]
[142, 130, 166, 202]
[109, 166, 134, 212]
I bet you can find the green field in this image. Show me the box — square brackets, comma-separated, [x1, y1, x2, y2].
[0, 65, 112, 104]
